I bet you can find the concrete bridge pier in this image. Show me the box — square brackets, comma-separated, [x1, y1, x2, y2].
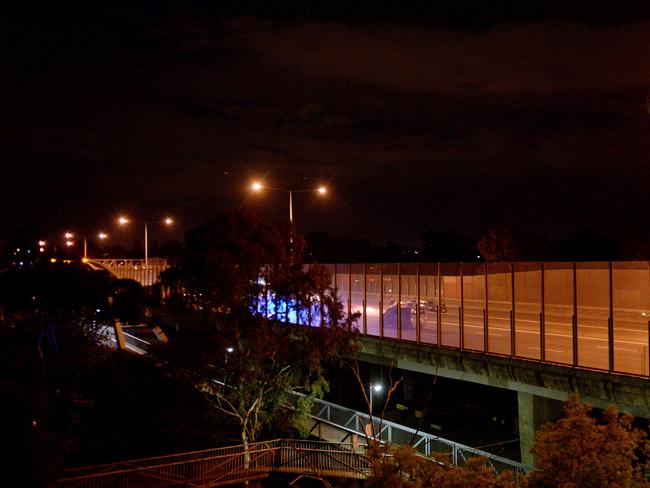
[517, 392, 563, 466]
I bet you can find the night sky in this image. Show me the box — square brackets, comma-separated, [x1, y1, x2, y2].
[2, 1, 650, 250]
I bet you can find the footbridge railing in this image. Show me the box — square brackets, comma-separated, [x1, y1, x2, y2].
[303, 395, 531, 478]
[57, 439, 371, 487]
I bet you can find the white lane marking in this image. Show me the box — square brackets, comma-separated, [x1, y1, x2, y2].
[597, 345, 638, 352]
[528, 346, 564, 353]
[452, 322, 648, 346]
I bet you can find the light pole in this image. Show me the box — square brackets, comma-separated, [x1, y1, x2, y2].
[84, 232, 108, 260]
[250, 181, 327, 229]
[369, 383, 383, 415]
[63, 231, 108, 260]
[118, 216, 173, 268]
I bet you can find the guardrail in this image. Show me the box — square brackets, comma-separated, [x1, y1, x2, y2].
[304, 395, 531, 478]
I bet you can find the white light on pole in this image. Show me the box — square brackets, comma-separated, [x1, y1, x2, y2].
[369, 383, 383, 414]
[118, 216, 173, 268]
[84, 232, 108, 261]
[249, 181, 328, 227]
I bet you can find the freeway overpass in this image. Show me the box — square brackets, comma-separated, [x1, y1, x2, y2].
[96, 258, 649, 464]
[262, 261, 650, 464]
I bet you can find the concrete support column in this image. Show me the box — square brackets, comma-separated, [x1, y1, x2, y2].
[517, 391, 564, 466]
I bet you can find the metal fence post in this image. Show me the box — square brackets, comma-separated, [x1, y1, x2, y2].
[437, 262, 442, 346]
[416, 262, 421, 344]
[397, 263, 402, 340]
[573, 262, 578, 367]
[540, 262, 545, 362]
[484, 262, 489, 353]
[380, 264, 384, 339]
[608, 262, 614, 372]
[363, 263, 368, 335]
[510, 262, 517, 358]
[460, 263, 464, 350]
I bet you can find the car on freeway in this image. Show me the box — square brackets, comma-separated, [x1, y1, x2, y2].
[382, 299, 448, 330]
[401, 299, 447, 315]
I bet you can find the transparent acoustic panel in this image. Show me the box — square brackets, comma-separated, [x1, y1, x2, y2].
[613, 262, 650, 375]
[543, 263, 575, 365]
[335, 264, 351, 322]
[440, 263, 461, 348]
[487, 262, 513, 355]
[461, 263, 486, 351]
[400, 263, 418, 342]
[382, 264, 399, 339]
[300, 264, 312, 325]
[366, 264, 381, 337]
[419, 263, 438, 345]
[514, 262, 542, 360]
[303, 263, 335, 327]
[576, 262, 610, 370]
[350, 264, 365, 333]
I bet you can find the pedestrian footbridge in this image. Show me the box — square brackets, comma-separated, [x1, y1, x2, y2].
[57, 396, 528, 487]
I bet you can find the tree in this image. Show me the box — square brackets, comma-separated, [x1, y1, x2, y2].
[161, 208, 292, 318]
[365, 444, 516, 488]
[157, 209, 357, 458]
[527, 395, 650, 488]
[476, 227, 518, 262]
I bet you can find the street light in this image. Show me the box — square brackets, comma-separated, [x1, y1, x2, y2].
[249, 181, 327, 227]
[225, 346, 234, 364]
[118, 216, 174, 268]
[62, 231, 108, 259]
[83, 232, 108, 260]
[369, 383, 383, 414]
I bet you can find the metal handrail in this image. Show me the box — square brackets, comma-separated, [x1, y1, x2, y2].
[57, 439, 371, 487]
[302, 394, 531, 476]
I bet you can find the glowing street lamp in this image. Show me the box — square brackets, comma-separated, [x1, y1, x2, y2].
[83, 232, 108, 260]
[249, 181, 328, 227]
[118, 215, 174, 268]
[369, 383, 383, 414]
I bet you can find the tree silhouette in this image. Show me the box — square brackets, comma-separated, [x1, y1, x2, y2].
[157, 209, 357, 455]
[476, 227, 518, 262]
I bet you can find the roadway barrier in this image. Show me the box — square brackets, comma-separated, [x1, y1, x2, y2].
[263, 262, 650, 377]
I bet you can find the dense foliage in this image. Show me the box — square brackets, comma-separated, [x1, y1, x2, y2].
[157, 209, 358, 447]
[527, 395, 650, 488]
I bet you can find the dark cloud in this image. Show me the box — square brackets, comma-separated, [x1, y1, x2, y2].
[1, 2, 649, 248]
